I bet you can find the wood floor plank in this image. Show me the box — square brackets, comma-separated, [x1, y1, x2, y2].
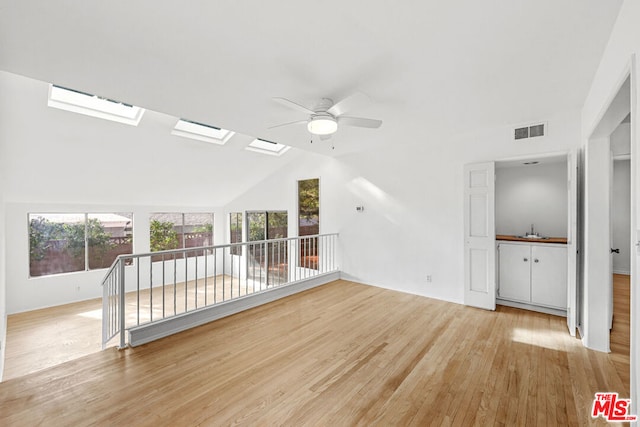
[0, 279, 632, 426]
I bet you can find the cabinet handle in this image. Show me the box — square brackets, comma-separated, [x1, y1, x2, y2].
[523, 258, 528, 262]
[534, 259, 539, 263]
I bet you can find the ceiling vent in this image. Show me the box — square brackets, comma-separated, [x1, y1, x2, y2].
[514, 122, 546, 141]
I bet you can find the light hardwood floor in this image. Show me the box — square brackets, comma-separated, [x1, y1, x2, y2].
[4, 274, 247, 380]
[610, 273, 630, 393]
[0, 279, 631, 425]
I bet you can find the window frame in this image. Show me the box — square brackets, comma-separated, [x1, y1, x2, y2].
[28, 212, 134, 278]
[229, 212, 243, 256]
[171, 119, 235, 145]
[47, 85, 145, 126]
[245, 138, 291, 156]
[149, 212, 214, 255]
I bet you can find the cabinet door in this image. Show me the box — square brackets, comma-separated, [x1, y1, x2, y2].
[531, 245, 568, 309]
[498, 244, 531, 302]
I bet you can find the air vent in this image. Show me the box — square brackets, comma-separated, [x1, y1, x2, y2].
[514, 122, 546, 140]
[514, 127, 529, 140]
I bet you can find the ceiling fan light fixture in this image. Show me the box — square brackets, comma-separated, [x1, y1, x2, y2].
[307, 116, 338, 135]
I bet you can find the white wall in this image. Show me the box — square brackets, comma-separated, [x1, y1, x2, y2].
[495, 162, 568, 238]
[0, 71, 316, 314]
[581, 0, 640, 408]
[612, 121, 631, 156]
[0, 178, 5, 380]
[225, 109, 582, 304]
[613, 159, 631, 274]
[0, 71, 7, 379]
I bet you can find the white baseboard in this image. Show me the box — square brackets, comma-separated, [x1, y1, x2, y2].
[128, 272, 340, 347]
[496, 298, 566, 317]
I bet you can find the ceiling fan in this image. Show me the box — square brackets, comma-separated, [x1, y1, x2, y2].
[269, 92, 382, 140]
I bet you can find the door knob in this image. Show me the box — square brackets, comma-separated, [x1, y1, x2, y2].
[523, 258, 528, 262]
[611, 248, 620, 254]
[534, 259, 539, 263]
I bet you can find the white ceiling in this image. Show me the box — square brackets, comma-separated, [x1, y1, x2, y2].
[0, 0, 623, 156]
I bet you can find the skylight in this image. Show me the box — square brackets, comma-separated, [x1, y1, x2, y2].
[171, 119, 235, 145]
[246, 138, 291, 156]
[48, 85, 145, 126]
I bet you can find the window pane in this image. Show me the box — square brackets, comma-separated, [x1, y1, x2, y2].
[230, 212, 242, 255]
[87, 213, 133, 270]
[184, 213, 214, 255]
[267, 211, 288, 285]
[298, 179, 319, 236]
[298, 179, 319, 270]
[150, 213, 183, 252]
[247, 212, 266, 242]
[267, 211, 288, 239]
[29, 213, 85, 277]
[247, 212, 267, 285]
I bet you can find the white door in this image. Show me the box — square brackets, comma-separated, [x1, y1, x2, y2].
[566, 149, 578, 335]
[464, 162, 496, 310]
[531, 245, 568, 309]
[498, 243, 531, 302]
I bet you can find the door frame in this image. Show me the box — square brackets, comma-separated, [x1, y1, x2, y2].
[582, 54, 637, 407]
[464, 150, 578, 323]
[583, 66, 632, 354]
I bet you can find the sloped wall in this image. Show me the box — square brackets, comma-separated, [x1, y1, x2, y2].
[0, 71, 308, 313]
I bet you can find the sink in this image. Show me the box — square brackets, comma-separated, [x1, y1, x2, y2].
[517, 234, 548, 239]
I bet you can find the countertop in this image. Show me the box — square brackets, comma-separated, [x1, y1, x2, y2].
[496, 234, 568, 244]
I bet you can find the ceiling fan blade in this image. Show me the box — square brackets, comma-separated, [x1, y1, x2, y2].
[273, 97, 315, 115]
[338, 116, 382, 129]
[327, 91, 371, 116]
[268, 119, 307, 129]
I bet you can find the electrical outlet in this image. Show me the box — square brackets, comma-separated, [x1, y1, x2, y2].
[426, 275, 432, 283]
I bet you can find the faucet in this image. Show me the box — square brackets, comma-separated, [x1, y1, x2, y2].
[530, 224, 535, 236]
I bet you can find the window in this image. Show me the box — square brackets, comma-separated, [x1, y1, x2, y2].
[267, 211, 288, 240]
[246, 211, 288, 286]
[245, 138, 291, 156]
[247, 212, 267, 242]
[298, 178, 319, 269]
[48, 85, 144, 126]
[229, 212, 243, 255]
[298, 179, 319, 236]
[172, 119, 235, 145]
[29, 213, 133, 277]
[246, 210, 288, 242]
[150, 213, 214, 257]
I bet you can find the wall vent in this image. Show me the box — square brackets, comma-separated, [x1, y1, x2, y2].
[514, 122, 546, 140]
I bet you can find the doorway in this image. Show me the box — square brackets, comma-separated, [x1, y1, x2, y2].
[463, 150, 578, 333]
[609, 117, 632, 391]
[582, 74, 631, 354]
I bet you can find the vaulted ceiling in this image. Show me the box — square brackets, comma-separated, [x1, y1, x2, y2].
[0, 0, 623, 156]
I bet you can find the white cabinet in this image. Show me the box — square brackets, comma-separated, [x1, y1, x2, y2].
[498, 244, 530, 302]
[531, 245, 567, 308]
[498, 242, 567, 310]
